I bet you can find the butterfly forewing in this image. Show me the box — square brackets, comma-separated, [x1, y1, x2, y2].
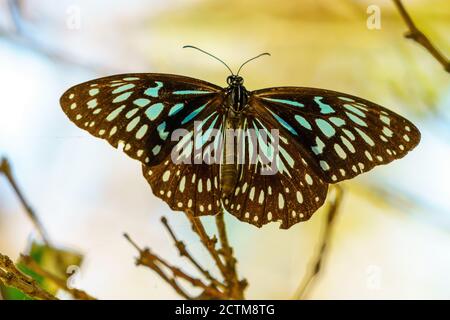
[250, 87, 421, 183]
[60, 73, 222, 166]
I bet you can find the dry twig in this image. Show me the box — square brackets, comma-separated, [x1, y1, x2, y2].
[184, 212, 228, 277]
[124, 232, 228, 299]
[1, 157, 94, 300]
[0, 252, 57, 300]
[124, 211, 247, 299]
[0, 157, 51, 245]
[215, 210, 246, 299]
[160, 217, 225, 290]
[392, 0, 449, 73]
[20, 254, 96, 300]
[294, 185, 344, 299]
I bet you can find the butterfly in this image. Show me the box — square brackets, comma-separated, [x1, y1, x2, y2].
[60, 46, 420, 229]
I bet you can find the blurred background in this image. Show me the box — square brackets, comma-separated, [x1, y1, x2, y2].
[0, 0, 449, 299]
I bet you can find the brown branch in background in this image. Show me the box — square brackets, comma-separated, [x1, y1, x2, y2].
[294, 185, 344, 299]
[124, 233, 227, 299]
[124, 212, 247, 299]
[1, 0, 118, 74]
[185, 211, 246, 298]
[0, 157, 51, 245]
[184, 212, 228, 277]
[1, 157, 94, 300]
[124, 233, 192, 299]
[392, 0, 450, 73]
[20, 255, 96, 300]
[160, 217, 225, 290]
[215, 210, 246, 299]
[0, 253, 57, 300]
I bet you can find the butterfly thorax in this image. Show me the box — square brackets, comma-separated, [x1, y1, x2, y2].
[225, 75, 249, 112]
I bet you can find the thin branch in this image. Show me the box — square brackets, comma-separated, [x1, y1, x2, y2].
[123, 233, 193, 299]
[215, 209, 246, 299]
[19, 255, 96, 300]
[160, 216, 225, 289]
[392, 0, 449, 73]
[183, 212, 228, 278]
[294, 185, 344, 299]
[125, 209, 247, 300]
[0, 252, 57, 300]
[0, 1, 119, 74]
[123, 233, 227, 299]
[0, 157, 51, 245]
[7, 0, 24, 34]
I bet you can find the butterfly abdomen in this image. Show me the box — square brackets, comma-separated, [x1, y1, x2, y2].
[220, 110, 242, 198]
[221, 163, 237, 197]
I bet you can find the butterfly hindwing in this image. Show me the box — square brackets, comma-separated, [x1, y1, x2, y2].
[142, 112, 225, 216]
[222, 114, 328, 229]
[250, 87, 421, 183]
[60, 73, 222, 166]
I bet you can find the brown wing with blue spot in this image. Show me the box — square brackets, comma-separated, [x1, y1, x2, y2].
[60, 73, 222, 167]
[141, 112, 226, 217]
[221, 113, 328, 229]
[60, 73, 228, 218]
[250, 87, 421, 183]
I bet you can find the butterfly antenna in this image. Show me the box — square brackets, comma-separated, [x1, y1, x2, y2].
[236, 52, 271, 76]
[183, 45, 234, 75]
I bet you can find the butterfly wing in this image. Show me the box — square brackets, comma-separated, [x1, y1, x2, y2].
[61, 73, 228, 217]
[249, 87, 421, 183]
[142, 111, 225, 216]
[60, 73, 222, 167]
[222, 114, 329, 229]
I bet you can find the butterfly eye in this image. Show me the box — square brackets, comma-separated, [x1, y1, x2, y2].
[227, 76, 244, 86]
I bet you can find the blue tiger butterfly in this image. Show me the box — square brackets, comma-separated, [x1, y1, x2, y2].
[60, 46, 420, 229]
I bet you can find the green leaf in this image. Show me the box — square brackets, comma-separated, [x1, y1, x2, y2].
[1, 241, 83, 300]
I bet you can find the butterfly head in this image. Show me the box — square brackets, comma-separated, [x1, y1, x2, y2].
[183, 45, 270, 88]
[227, 75, 244, 87]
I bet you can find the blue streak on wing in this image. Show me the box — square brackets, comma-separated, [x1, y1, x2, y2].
[181, 103, 208, 125]
[168, 103, 184, 116]
[262, 97, 304, 107]
[173, 90, 212, 95]
[268, 110, 298, 136]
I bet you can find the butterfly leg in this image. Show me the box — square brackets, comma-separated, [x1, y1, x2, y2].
[293, 185, 344, 299]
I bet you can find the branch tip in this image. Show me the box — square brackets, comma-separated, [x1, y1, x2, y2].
[123, 232, 141, 252]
